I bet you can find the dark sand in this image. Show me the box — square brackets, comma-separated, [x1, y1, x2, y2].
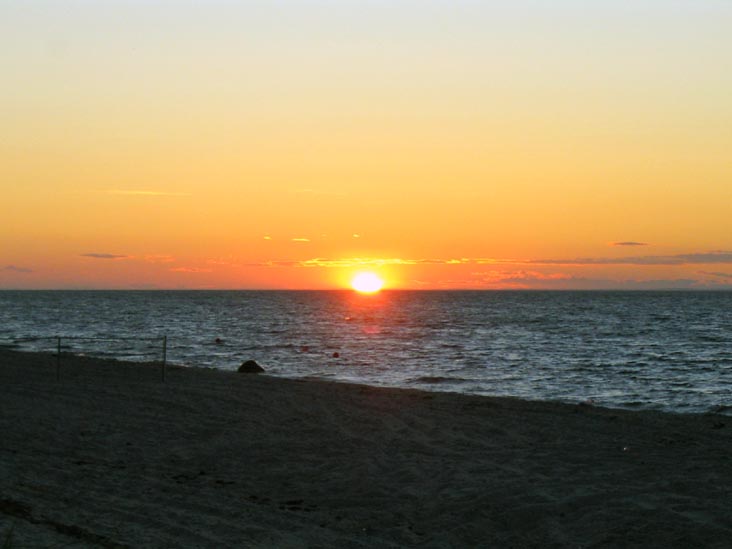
[1, 349, 731, 547]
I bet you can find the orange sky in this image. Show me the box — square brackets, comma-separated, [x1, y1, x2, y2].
[2, 1, 731, 289]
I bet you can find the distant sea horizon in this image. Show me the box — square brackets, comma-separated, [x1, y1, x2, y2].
[3, 288, 732, 292]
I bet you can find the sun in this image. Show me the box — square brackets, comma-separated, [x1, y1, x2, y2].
[351, 272, 384, 294]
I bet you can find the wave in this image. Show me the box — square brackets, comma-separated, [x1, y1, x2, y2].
[410, 375, 468, 384]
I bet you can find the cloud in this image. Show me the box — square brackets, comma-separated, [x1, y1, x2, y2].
[699, 271, 732, 279]
[301, 258, 397, 268]
[239, 257, 518, 269]
[291, 238, 311, 242]
[474, 270, 573, 283]
[169, 267, 213, 273]
[611, 241, 648, 247]
[464, 271, 703, 290]
[473, 258, 507, 265]
[81, 253, 131, 260]
[299, 258, 454, 268]
[229, 257, 514, 269]
[527, 251, 732, 266]
[616, 279, 700, 290]
[105, 190, 191, 197]
[3, 265, 33, 273]
[231, 251, 732, 271]
[227, 257, 475, 269]
[467, 270, 576, 288]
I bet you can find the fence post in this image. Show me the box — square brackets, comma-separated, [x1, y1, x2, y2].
[161, 335, 167, 382]
[56, 336, 61, 381]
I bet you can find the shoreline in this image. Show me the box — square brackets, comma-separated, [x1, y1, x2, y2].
[2, 343, 727, 416]
[2, 349, 731, 547]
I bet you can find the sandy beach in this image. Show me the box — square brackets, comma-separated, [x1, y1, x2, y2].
[1, 349, 731, 548]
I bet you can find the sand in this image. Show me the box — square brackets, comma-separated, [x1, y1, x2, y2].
[1, 349, 731, 548]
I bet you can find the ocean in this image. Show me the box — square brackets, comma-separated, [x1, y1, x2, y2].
[1, 290, 730, 414]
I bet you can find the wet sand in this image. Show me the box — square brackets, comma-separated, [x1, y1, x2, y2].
[1, 349, 731, 547]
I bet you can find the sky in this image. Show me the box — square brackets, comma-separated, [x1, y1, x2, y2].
[2, 0, 731, 289]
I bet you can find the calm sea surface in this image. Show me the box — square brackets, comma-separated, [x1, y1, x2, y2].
[1, 290, 731, 414]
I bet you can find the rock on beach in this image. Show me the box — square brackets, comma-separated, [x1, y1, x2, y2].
[238, 359, 264, 373]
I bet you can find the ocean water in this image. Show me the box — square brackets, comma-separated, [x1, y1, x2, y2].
[1, 290, 731, 414]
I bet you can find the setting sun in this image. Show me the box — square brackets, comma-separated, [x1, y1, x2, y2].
[351, 272, 384, 294]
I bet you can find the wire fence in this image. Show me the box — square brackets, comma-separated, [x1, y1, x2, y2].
[0, 335, 168, 381]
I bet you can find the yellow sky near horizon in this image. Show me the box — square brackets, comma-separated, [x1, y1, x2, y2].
[2, 1, 731, 289]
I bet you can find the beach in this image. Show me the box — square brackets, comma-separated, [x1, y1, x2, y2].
[1, 349, 731, 548]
